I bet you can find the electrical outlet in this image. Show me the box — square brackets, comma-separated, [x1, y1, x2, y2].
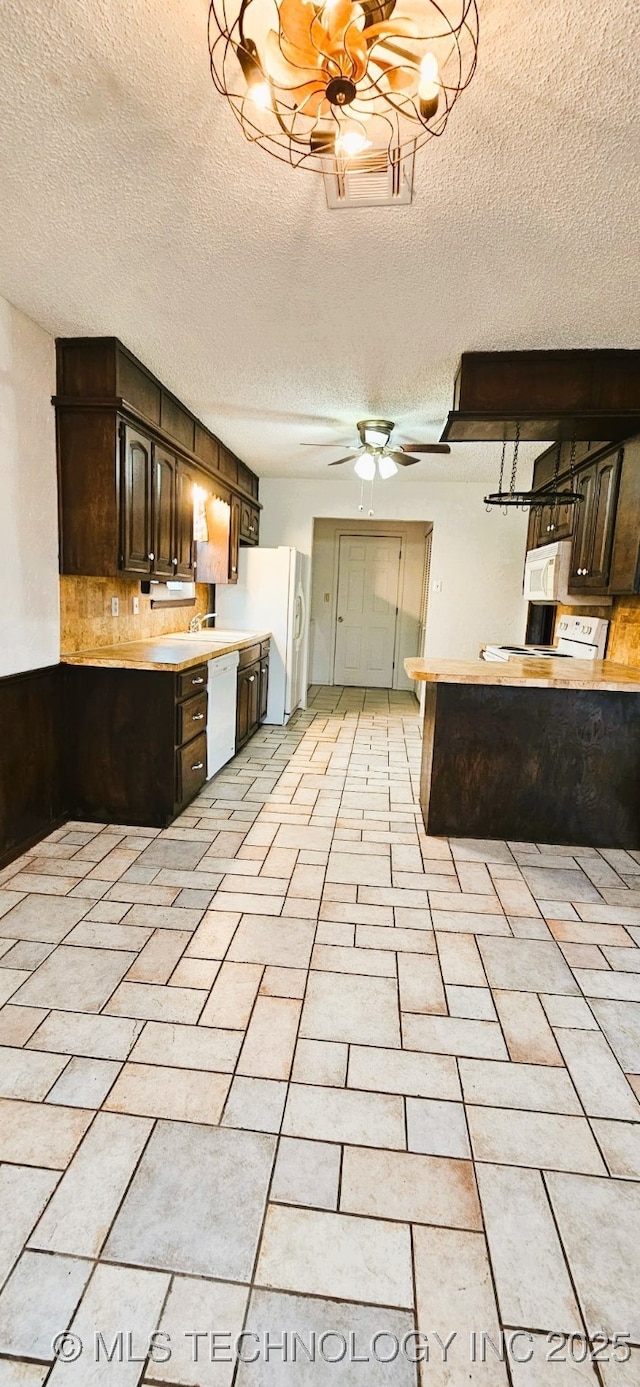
[110, 596, 119, 617]
[432, 580, 442, 593]
[132, 596, 140, 615]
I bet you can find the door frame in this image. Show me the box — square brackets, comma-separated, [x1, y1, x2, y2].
[330, 530, 404, 687]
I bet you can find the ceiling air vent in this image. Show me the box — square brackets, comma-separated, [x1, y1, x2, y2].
[323, 143, 415, 210]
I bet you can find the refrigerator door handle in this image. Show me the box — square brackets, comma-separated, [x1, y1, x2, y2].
[294, 584, 306, 643]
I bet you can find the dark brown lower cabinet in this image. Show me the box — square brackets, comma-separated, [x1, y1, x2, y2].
[65, 663, 208, 828]
[236, 641, 270, 750]
[236, 663, 260, 750]
[259, 655, 269, 723]
[418, 681, 640, 848]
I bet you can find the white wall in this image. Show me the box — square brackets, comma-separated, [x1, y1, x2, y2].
[260, 475, 529, 664]
[0, 297, 59, 677]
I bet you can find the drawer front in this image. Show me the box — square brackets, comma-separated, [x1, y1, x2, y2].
[260, 639, 270, 658]
[178, 732, 207, 804]
[238, 643, 261, 669]
[178, 664, 208, 699]
[177, 691, 207, 746]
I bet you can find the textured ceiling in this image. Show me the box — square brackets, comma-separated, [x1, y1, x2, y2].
[1, 0, 639, 480]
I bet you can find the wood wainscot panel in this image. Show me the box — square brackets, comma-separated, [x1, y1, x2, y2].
[0, 665, 67, 869]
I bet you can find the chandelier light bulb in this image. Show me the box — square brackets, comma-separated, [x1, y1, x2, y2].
[378, 455, 398, 479]
[335, 125, 370, 159]
[354, 454, 376, 481]
[418, 52, 439, 98]
[249, 78, 272, 109]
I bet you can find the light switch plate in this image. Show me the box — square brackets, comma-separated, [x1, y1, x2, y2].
[132, 596, 140, 615]
[110, 596, 119, 617]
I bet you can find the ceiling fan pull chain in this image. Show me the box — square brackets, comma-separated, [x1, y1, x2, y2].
[358, 478, 365, 513]
[368, 476, 375, 516]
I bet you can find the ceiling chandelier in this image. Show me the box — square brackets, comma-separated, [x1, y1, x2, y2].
[207, 0, 479, 173]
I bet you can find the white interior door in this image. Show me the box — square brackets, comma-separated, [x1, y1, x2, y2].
[334, 535, 402, 687]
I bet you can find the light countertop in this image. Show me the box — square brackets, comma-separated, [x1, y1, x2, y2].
[61, 630, 271, 673]
[404, 655, 640, 693]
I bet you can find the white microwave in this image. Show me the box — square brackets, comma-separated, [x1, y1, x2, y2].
[523, 540, 608, 606]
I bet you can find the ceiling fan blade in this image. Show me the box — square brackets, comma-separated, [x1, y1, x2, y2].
[398, 443, 451, 454]
[387, 450, 418, 467]
[328, 456, 358, 467]
[300, 442, 356, 448]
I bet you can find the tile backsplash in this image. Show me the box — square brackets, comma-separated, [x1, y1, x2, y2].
[60, 576, 211, 653]
[556, 595, 640, 665]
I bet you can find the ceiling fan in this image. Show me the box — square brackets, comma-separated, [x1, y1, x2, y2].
[301, 419, 450, 479]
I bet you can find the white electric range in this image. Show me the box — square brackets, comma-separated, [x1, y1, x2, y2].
[483, 615, 609, 663]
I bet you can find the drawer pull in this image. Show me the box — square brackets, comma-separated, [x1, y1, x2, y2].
[192, 712, 205, 721]
[191, 676, 205, 685]
[191, 761, 204, 771]
[249, 675, 256, 682]
[149, 552, 155, 560]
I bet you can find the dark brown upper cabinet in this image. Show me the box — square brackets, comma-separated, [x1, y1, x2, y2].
[120, 426, 152, 575]
[120, 426, 177, 580]
[54, 337, 260, 579]
[240, 499, 260, 545]
[569, 450, 622, 593]
[525, 437, 640, 598]
[229, 495, 241, 582]
[174, 464, 196, 579]
[151, 443, 176, 579]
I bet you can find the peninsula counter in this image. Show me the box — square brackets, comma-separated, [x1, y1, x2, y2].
[404, 657, 640, 848]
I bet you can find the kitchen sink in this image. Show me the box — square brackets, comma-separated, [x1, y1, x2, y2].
[170, 629, 259, 642]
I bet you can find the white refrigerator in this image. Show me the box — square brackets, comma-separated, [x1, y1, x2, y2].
[215, 547, 310, 725]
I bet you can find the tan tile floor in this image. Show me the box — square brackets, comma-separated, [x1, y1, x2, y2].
[0, 683, 639, 1383]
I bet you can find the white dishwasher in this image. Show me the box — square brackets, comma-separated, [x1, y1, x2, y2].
[207, 651, 239, 778]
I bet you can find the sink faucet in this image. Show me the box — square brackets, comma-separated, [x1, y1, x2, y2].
[189, 612, 217, 633]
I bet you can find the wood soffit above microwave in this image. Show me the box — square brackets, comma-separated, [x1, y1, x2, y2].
[441, 350, 640, 443]
[53, 336, 261, 507]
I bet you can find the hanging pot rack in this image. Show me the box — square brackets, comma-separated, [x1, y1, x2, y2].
[484, 428, 583, 512]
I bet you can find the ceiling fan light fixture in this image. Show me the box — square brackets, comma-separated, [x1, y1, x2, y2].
[359, 419, 394, 448]
[354, 454, 376, 481]
[378, 454, 398, 479]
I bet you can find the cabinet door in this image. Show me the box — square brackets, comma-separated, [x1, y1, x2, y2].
[240, 499, 253, 543]
[236, 669, 250, 749]
[174, 466, 195, 579]
[247, 663, 261, 734]
[586, 451, 621, 588]
[228, 495, 240, 583]
[249, 505, 260, 544]
[151, 445, 176, 579]
[569, 464, 597, 589]
[259, 657, 269, 722]
[121, 425, 152, 574]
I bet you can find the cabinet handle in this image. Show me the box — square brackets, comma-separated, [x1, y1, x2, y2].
[192, 712, 205, 721]
[249, 675, 256, 682]
[149, 552, 155, 560]
[232, 566, 237, 573]
[173, 557, 178, 565]
[191, 761, 204, 771]
[191, 676, 205, 685]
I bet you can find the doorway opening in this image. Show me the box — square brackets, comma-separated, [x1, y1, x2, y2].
[309, 518, 433, 691]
